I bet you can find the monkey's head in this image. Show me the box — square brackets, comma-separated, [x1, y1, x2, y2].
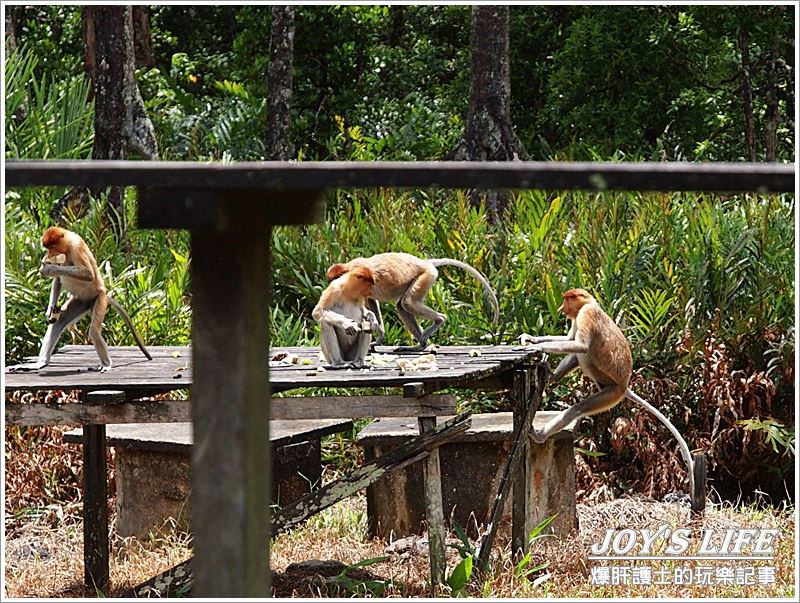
[347, 266, 375, 297]
[326, 263, 349, 282]
[42, 226, 70, 256]
[559, 288, 594, 319]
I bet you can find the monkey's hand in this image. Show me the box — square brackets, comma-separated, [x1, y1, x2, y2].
[342, 319, 360, 337]
[45, 305, 61, 324]
[519, 333, 538, 346]
[363, 310, 380, 333]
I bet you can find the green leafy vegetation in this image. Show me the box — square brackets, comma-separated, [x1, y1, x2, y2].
[4, 5, 794, 513]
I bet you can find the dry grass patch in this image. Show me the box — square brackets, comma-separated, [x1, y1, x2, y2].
[4, 484, 795, 598]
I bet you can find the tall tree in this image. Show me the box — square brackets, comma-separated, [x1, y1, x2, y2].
[53, 6, 158, 235]
[265, 6, 295, 160]
[736, 23, 756, 162]
[448, 6, 527, 215]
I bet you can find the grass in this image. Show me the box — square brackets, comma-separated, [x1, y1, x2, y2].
[4, 489, 795, 598]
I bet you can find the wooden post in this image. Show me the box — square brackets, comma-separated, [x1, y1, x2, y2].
[511, 368, 531, 557]
[82, 390, 123, 593]
[691, 453, 707, 516]
[189, 222, 271, 597]
[475, 364, 544, 573]
[405, 382, 445, 589]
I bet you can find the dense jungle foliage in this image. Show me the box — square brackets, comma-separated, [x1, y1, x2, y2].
[4, 5, 795, 502]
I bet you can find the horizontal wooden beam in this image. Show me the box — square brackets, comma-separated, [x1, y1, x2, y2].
[269, 394, 456, 420]
[5, 160, 794, 193]
[5, 394, 455, 426]
[5, 399, 190, 426]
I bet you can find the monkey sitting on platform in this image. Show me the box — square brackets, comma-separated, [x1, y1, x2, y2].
[313, 265, 380, 368]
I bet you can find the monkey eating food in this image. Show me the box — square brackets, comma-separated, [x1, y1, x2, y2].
[8, 227, 152, 372]
[326, 252, 499, 351]
[313, 265, 380, 368]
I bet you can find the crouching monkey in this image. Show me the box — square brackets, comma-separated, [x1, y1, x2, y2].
[326, 252, 499, 351]
[313, 265, 380, 368]
[519, 288, 632, 442]
[8, 227, 152, 373]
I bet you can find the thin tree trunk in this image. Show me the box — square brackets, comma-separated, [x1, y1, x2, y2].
[6, 6, 23, 56]
[90, 6, 128, 235]
[387, 5, 404, 47]
[265, 6, 295, 160]
[737, 25, 756, 162]
[132, 6, 155, 69]
[764, 44, 779, 162]
[448, 6, 527, 217]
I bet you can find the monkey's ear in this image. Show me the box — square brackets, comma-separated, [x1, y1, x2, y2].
[326, 263, 348, 282]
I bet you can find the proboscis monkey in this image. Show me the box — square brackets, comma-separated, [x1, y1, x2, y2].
[8, 227, 152, 372]
[519, 288, 632, 442]
[313, 265, 380, 368]
[326, 252, 499, 350]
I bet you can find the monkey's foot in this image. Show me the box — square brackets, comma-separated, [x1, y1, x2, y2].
[323, 362, 369, 370]
[6, 362, 46, 373]
[88, 365, 111, 373]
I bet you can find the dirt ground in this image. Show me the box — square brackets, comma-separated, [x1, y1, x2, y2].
[4, 494, 795, 598]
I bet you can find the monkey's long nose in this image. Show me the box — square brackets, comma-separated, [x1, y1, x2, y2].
[557, 302, 565, 313]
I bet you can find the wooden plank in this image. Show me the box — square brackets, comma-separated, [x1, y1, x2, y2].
[6, 394, 455, 426]
[188, 224, 271, 597]
[6, 160, 795, 193]
[270, 394, 456, 419]
[139, 187, 325, 229]
[511, 369, 531, 557]
[5, 399, 190, 426]
[4, 345, 541, 392]
[418, 415, 446, 589]
[82, 391, 114, 593]
[127, 412, 472, 598]
[475, 364, 546, 573]
[63, 419, 354, 453]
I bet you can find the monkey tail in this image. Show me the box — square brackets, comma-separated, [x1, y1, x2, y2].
[107, 296, 153, 360]
[625, 388, 694, 495]
[429, 259, 500, 327]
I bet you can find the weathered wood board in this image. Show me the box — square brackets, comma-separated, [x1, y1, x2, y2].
[5, 344, 539, 394]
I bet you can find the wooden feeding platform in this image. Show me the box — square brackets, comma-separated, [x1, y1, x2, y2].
[5, 343, 548, 595]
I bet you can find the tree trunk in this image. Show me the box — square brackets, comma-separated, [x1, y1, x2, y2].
[82, 7, 96, 93]
[89, 6, 128, 235]
[387, 6, 404, 47]
[737, 25, 756, 162]
[764, 44, 779, 162]
[132, 6, 155, 69]
[265, 6, 295, 161]
[5, 6, 23, 56]
[448, 6, 527, 216]
[54, 6, 159, 235]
